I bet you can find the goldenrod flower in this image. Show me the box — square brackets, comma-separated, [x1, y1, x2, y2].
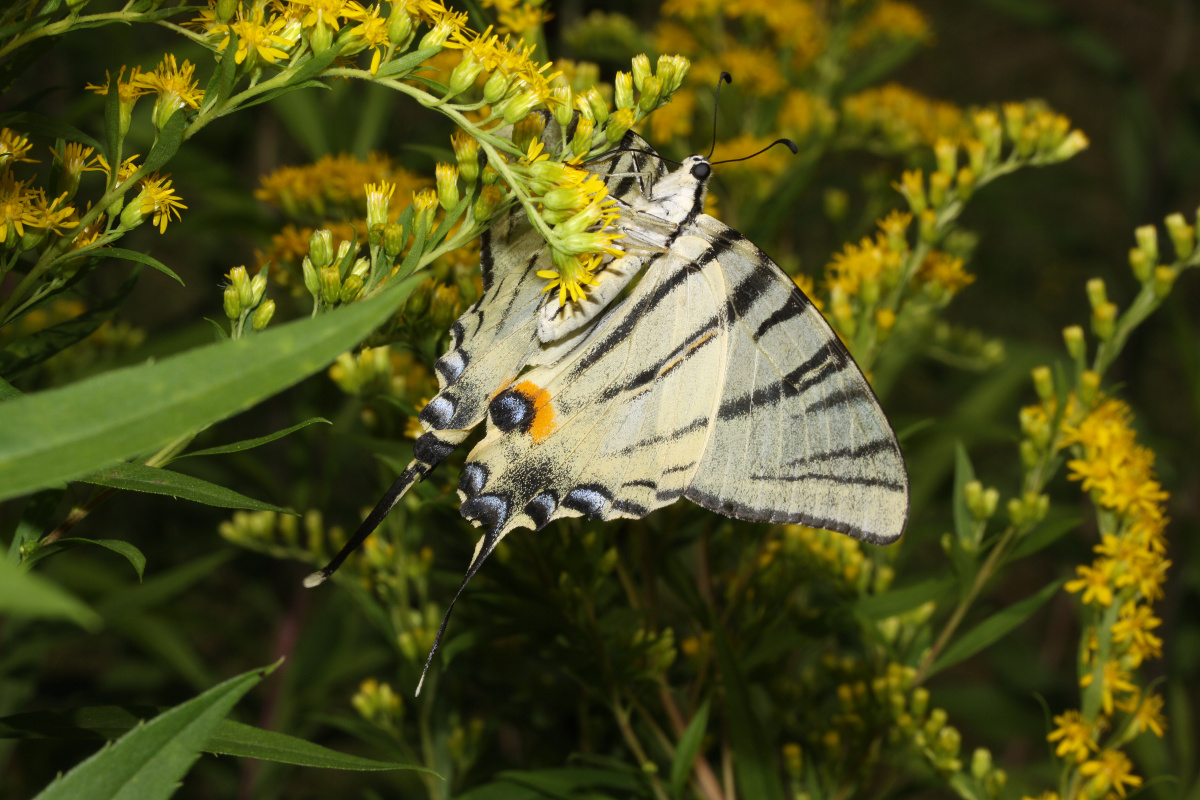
[26, 190, 78, 237]
[1064, 560, 1115, 607]
[1120, 690, 1166, 738]
[345, 3, 390, 73]
[538, 251, 601, 305]
[1078, 749, 1142, 798]
[0, 174, 38, 244]
[849, 1, 932, 49]
[135, 55, 205, 130]
[842, 84, 966, 150]
[224, 8, 294, 65]
[0, 128, 37, 168]
[916, 251, 975, 296]
[1045, 710, 1095, 762]
[126, 172, 187, 233]
[1080, 660, 1137, 716]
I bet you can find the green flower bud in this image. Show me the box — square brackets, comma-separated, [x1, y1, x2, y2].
[1085, 277, 1107, 309]
[1165, 212, 1194, 261]
[309, 229, 334, 269]
[550, 86, 573, 129]
[473, 185, 503, 222]
[630, 54, 651, 92]
[448, 51, 484, 97]
[452, 131, 480, 185]
[252, 298, 275, 330]
[1135, 224, 1159, 267]
[223, 284, 241, 319]
[309, 20, 334, 56]
[1153, 265, 1177, 298]
[482, 70, 511, 104]
[1062, 325, 1085, 361]
[583, 87, 609, 125]
[605, 107, 635, 145]
[637, 75, 662, 114]
[319, 265, 341, 305]
[435, 162, 460, 211]
[614, 71, 634, 110]
[340, 274, 364, 303]
[656, 54, 689, 94]
[382, 221, 406, 258]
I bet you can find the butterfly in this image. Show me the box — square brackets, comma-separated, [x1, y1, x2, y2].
[306, 113, 909, 692]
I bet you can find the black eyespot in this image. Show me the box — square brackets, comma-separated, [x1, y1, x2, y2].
[490, 388, 534, 433]
[691, 162, 711, 181]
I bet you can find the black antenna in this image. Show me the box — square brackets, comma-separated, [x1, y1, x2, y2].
[706, 72, 733, 160]
[712, 138, 799, 165]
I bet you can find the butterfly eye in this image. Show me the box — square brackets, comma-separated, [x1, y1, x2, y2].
[691, 162, 711, 181]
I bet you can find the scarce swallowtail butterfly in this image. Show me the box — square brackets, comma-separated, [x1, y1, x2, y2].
[307, 112, 909, 693]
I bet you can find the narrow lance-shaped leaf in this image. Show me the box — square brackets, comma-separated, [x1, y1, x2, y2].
[31, 663, 276, 800]
[0, 274, 423, 502]
[928, 579, 1064, 677]
[83, 462, 294, 514]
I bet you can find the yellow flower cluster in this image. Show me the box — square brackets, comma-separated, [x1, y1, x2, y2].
[1025, 396, 1171, 799]
[848, 1, 933, 50]
[256, 152, 429, 219]
[0, 129, 84, 247]
[841, 83, 966, 151]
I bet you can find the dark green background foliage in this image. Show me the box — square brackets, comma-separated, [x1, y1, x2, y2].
[1, 1, 1198, 798]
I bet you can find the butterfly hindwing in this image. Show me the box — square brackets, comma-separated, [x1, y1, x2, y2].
[682, 215, 908, 544]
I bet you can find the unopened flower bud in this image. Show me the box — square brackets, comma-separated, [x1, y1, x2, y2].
[1085, 277, 1107, 310]
[928, 170, 951, 209]
[1128, 247, 1152, 283]
[637, 75, 662, 114]
[605, 107, 635, 145]
[1153, 265, 1177, 298]
[223, 284, 240, 319]
[474, 185, 503, 221]
[249, 272, 267, 307]
[583, 87, 609, 125]
[500, 87, 541, 125]
[388, 3, 416, 48]
[302, 256, 319, 295]
[1165, 212, 1194, 261]
[1135, 224, 1159, 267]
[956, 167, 975, 201]
[482, 70, 511, 104]
[310, 20, 334, 56]
[309, 229, 334, 269]
[340, 274, 364, 303]
[452, 132, 480, 185]
[550, 86, 573, 129]
[252, 298, 275, 330]
[1031, 365, 1054, 402]
[319, 265, 341, 304]
[448, 51, 484, 96]
[614, 71, 634, 110]
[1053, 130, 1089, 160]
[435, 162, 459, 211]
[1079, 370, 1101, 405]
[572, 115, 595, 157]
[934, 138, 957, 177]
[656, 55, 689, 94]
[382, 221, 406, 258]
[1062, 325, 1085, 362]
[1092, 301, 1117, 340]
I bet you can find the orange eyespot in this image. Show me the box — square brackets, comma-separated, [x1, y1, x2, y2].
[512, 380, 556, 443]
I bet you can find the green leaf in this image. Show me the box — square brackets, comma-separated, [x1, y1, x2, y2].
[204, 318, 230, 342]
[20, 538, 147, 580]
[712, 629, 786, 800]
[83, 462, 293, 514]
[375, 46, 444, 78]
[854, 577, 957, 621]
[101, 247, 184, 284]
[928, 580, 1064, 677]
[0, 376, 20, 401]
[0, 706, 436, 773]
[0, 111, 104, 152]
[0, 557, 102, 630]
[669, 700, 710, 798]
[0, 268, 142, 376]
[5, 488, 62, 564]
[177, 417, 330, 459]
[103, 69, 121, 166]
[143, 107, 189, 173]
[1006, 512, 1083, 561]
[239, 79, 331, 112]
[31, 663, 274, 800]
[0, 275, 422, 503]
